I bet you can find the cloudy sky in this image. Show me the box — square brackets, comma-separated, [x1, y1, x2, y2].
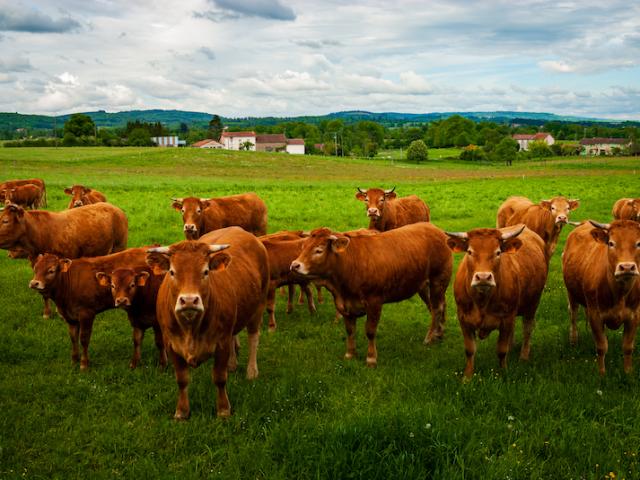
[0, 0, 639, 119]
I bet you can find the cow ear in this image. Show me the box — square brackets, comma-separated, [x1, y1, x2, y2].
[501, 238, 523, 254]
[95, 272, 110, 287]
[446, 237, 468, 253]
[200, 200, 211, 209]
[136, 271, 150, 286]
[146, 252, 170, 274]
[64, 188, 72, 195]
[209, 252, 231, 272]
[384, 191, 397, 200]
[591, 227, 609, 244]
[540, 200, 552, 210]
[171, 201, 183, 211]
[569, 199, 580, 210]
[83, 187, 91, 194]
[355, 191, 366, 201]
[7, 204, 24, 217]
[331, 236, 350, 253]
[60, 259, 72, 272]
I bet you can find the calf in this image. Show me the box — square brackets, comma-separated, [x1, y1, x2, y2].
[3, 183, 43, 209]
[355, 187, 430, 231]
[96, 267, 167, 369]
[172, 193, 268, 239]
[0, 178, 46, 207]
[496, 195, 579, 258]
[562, 220, 640, 375]
[64, 185, 107, 208]
[29, 248, 148, 369]
[446, 225, 548, 380]
[290, 223, 452, 367]
[146, 226, 269, 418]
[612, 198, 640, 221]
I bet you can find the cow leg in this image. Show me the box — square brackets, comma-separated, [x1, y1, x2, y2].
[246, 327, 260, 380]
[365, 305, 382, 368]
[171, 350, 191, 420]
[343, 315, 357, 359]
[286, 285, 295, 313]
[129, 327, 145, 369]
[213, 339, 232, 417]
[279, 286, 287, 297]
[520, 314, 536, 361]
[228, 335, 238, 373]
[78, 314, 95, 370]
[303, 283, 316, 314]
[297, 285, 305, 305]
[153, 326, 167, 369]
[266, 286, 277, 333]
[67, 322, 80, 365]
[568, 294, 580, 346]
[419, 287, 441, 345]
[622, 318, 638, 374]
[588, 310, 608, 376]
[316, 284, 324, 304]
[461, 324, 476, 382]
[42, 297, 52, 320]
[497, 322, 515, 370]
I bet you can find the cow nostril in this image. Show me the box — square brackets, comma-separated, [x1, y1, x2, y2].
[193, 297, 199, 305]
[179, 297, 186, 305]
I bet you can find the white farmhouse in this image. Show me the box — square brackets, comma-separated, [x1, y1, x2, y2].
[220, 131, 256, 151]
[512, 132, 555, 151]
[285, 138, 305, 155]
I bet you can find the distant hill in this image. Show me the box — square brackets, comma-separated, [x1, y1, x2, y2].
[0, 109, 636, 134]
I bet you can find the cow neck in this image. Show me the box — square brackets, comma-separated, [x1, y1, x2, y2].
[22, 211, 52, 256]
[47, 267, 73, 311]
[607, 268, 638, 303]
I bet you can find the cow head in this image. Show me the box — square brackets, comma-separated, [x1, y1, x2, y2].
[172, 197, 210, 240]
[590, 220, 640, 283]
[146, 242, 230, 323]
[29, 253, 71, 292]
[539, 196, 579, 225]
[0, 204, 26, 249]
[64, 185, 92, 208]
[624, 199, 640, 221]
[446, 225, 525, 293]
[355, 187, 397, 220]
[96, 268, 150, 308]
[290, 227, 349, 278]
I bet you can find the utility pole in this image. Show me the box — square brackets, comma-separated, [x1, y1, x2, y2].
[333, 132, 338, 157]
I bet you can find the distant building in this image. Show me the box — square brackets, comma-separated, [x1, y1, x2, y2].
[579, 137, 630, 156]
[255, 133, 287, 152]
[512, 132, 555, 151]
[219, 131, 305, 154]
[220, 131, 256, 151]
[285, 138, 305, 155]
[192, 139, 223, 149]
[151, 136, 185, 147]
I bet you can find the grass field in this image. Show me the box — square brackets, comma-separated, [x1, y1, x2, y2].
[1, 147, 640, 479]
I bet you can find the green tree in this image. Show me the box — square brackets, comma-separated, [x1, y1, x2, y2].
[529, 140, 553, 159]
[128, 128, 152, 146]
[459, 144, 488, 162]
[64, 113, 95, 138]
[208, 115, 224, 140]
[493, 137, 519, 166]
[407, 139, 428, 163]
[62, 132, 77, 146]
[240, 140, 254, 151]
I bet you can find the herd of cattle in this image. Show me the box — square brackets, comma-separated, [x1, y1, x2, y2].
[0, 177, 639, 419]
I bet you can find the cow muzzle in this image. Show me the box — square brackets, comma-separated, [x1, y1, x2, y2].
[471, 272, 496, 289]
[73, 201, 83, 208]
[555, 215, 568, 224]
[615, 262, 639, 278]
[29, 279, 45, 291]
[367, 208, 380, 218]
[175, 294, 204, 319]
[115, 297, 131, 308]
[290, 261, 308, 275]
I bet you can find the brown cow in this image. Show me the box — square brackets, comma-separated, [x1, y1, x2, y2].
[446, 225, 548, 380]
[29, 248, 149, 369]
[95, 267, 167, 369]
[496, 195, 579, 258]
[355, 187, 430, 231]
[64, 185, 107, 208]
[146, 226, 269, 419]
[3, 184, 43, 209]
[562, 220, 640, 375]
[612, 198, 640, 221]
[172, 193, 268, 239]
[0, 178, 46, 207]
[290, 223, 452, 367]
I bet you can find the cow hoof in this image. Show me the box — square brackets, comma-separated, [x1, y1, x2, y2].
[246, 367, 258, 380]
[129, 362, 138, 369]
[80, 364, 89, 371]
[174, 411, 190, 421]
[366, 357, 377, 368]
[344, 352, 355, 360]
[462, 375, 473, 384]
[217, 408, 232, 418]
[42, 314, 50, 320]
[268, 326, 276, 333]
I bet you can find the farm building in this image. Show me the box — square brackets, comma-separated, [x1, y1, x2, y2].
[220, 131, 257, 151]
[192, 139, 223, 149]
[579, 137, 630, 155]
[285, 138, 305, 155]
[151, 136, 186, 147]
[220, 131, 305, 154]
[512, 132, 555, 151]
[255, 134, 288, 152]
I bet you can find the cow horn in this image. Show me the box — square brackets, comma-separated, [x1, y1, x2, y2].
[208, 244, 230, 252]
[589, 220, 610, 230]
[384, 186, 396, 194]
[500, 224, 526, 240]
[171, 197, 183, 203]
[356, 187, 367, 194]
[568, 221, 582, 227]
[445, 231, 468, 239]
[147, 246, 170, 254]
[328, 235, 338, 241]
[199, 198, 211, 202]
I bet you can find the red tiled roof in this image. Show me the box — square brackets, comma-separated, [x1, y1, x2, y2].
[533, 132, 552, 140]
[192, 139, 214, 147]
[256, 134, 286, 144]
[512, 134, 536, 140]
[220, 131, 255, 138]
[579, 137, 629, 145]
[286, 138, 305, 145]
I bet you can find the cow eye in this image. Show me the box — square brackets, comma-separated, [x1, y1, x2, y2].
[314, 248, 324, 254]
[608, 241, 615, 248]
[196, 208, 202, 214]
[111, 284, 116, 289]
[203, 269, 209, 277]
[47, 269, 55, 274]
[1, 219, 8, 224]
[169, 270, 175, 277]
[466, 249, 473, 256]
[495, 250, 501, 257]
[129, 283, 135, 288]
[181, 209, 185, 214]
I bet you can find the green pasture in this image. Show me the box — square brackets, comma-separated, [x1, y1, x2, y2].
[1, 147, 639, 479]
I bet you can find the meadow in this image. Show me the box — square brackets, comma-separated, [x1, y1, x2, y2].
[0, 147, 639, 479]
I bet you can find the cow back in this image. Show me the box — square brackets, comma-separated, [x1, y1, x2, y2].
[204, 193, 268, 236]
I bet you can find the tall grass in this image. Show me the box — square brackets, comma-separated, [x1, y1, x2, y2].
[0, 147, 639, 478]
